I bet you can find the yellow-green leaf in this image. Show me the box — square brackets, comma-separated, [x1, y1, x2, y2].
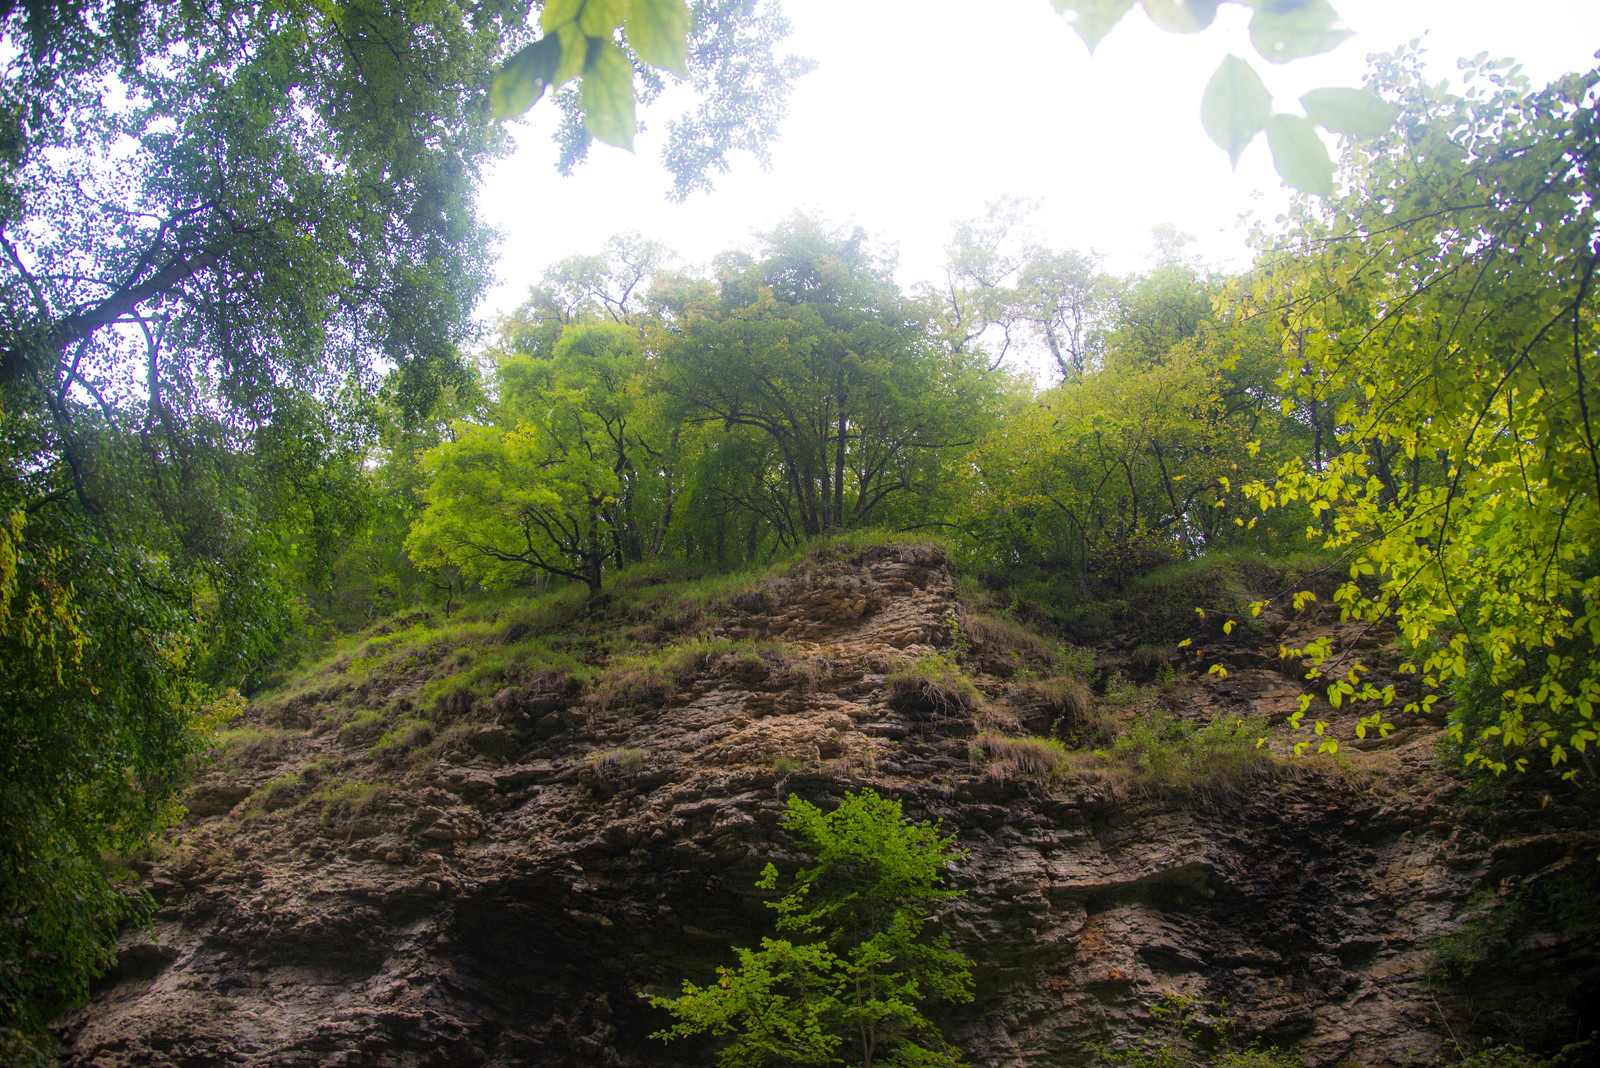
[577, 0, 625, 38]
[540, 0, 581, 32]
[1051, 0, 1136, 52]
[1201, 54, 1271, 168]
[582, 39, 636, 150]
[1267, 113, 1333, 195]
[1248, 0, 1353, 64]
[1138, 0, 1218, 34]
[1300, 87, 1399, 140]
[626, 0, 690, 75]
[490, 36, 564, 119]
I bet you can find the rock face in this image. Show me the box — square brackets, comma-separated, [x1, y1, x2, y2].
[53, 544, 1598, 1066]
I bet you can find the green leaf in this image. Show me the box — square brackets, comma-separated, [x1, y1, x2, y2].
[1201, 55, 1271, 167]
[582, 39, 636, 150]
[540, 0, 581, 33]
[1266, 113, 1333, 195]
[577, 0, 626, 38]
[554, 23, 589, 87]
[626, 0, 690, 76]
[1139, 0, 1219, 34]
[490, 36, 564, 119]
[1300, 86, 1399, 140]
[1249, 0, 1353, 64]
[1051, 0, 1137, 53]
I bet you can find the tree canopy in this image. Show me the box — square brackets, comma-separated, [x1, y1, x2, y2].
[1238, 51, 1600, 779]
[0, 0, 808, 1053]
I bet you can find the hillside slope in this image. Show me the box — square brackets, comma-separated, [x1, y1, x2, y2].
[53, 543, 1597, 1066]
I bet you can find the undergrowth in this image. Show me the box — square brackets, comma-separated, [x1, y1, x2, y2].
[1071, 709, 1277, 798]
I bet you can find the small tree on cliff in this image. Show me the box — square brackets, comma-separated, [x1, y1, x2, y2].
[650, 789, 973, 1067]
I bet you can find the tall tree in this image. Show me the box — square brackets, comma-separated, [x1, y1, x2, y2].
[408, 321, 674, 596]
[658, 217, 993, 545]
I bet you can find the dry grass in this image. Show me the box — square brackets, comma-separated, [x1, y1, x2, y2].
[1013, 676, 1093, 724]
[887, 655, 982, 718]
[969, 731, 1068, 781]
[588, 748, 646, 784]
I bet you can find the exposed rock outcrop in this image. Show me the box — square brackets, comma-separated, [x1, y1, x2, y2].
[53, 544, 1598, 1066]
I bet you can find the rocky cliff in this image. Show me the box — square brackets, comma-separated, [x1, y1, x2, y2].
[53, 543, 1598, 1066]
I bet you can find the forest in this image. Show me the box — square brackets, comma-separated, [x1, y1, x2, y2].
[2, 0, 1598, 1062]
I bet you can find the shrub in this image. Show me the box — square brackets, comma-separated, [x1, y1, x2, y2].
[371, 718, 432, 757]
[650, 789, 972, 1067]
[1093, 994, 1305, 1068]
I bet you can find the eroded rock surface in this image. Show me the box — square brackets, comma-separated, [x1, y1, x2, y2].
[53, 544, 1597, 1066]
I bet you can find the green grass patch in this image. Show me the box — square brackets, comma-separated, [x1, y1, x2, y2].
[371, 717, 433, 757]
[1070, 709, 1275, 798]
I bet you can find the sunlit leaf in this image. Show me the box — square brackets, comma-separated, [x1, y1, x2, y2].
[581, 39, 636, 149]
[490, 36, 563, 119]
[1201, 55, 1271, 167]
[1051, 0, 1136, 52]
[1300, 86, 1399, 140]
[1139, 0, 1219, 33]
[1266, 113, 1333, 195]
[626, 0, 690, 75]
[577, 0, 625, 38]
[1248, 0, 1353, 64]
[540, 0, 581, 32]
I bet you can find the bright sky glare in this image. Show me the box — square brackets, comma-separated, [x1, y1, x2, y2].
[478, 1, 1600, 320]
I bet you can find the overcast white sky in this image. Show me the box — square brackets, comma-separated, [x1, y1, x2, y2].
[477, 1, 1600, 319]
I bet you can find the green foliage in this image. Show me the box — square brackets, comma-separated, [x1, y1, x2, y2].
[1088, 709, 1275, 797]
[409, 320, 672, 596]
[0, 471, 228, 1059]
[658, 216, 996, 550]
[491, 0, 814, 200]
[1429, 859, 1600, 990]
[955, 236, 1295, 590]
[1243, 54, 1600, 783]
[1093, 994, 1305, 1068]
[1052, 0, 1394, 193]
[650, 789, 973, 1068]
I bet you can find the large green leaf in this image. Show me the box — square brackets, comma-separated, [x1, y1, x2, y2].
[577, 0, 626, 38]
[1139, 0, 1219, 34]
[490, 36, 563, 119]
[1300, 86, 1399, 140]
[1051, 0, 1136, 53]
[540, 0, 581, 33]
[1248, 0, 1353, 64]
[1201, 55, 1271, 168]
[553, 23, 589, 87]
[582, 39, 636, 149]
[626, 0, 690, 76]
[1266, 113, 1333, 195]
